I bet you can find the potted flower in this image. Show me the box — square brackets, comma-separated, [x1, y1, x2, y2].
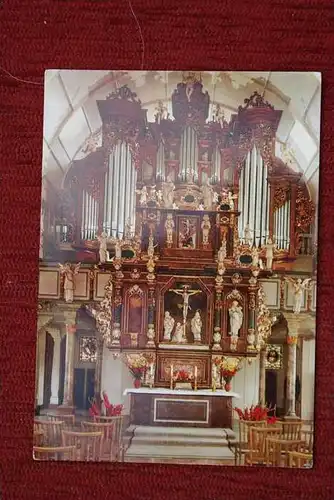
[88, 392, 124, 418]
[102, 391, 124, 416]
[220, 357, 241, 392]
[234, 404, 278, 424]
[174, 368, 193, 390]
[125, 354, 148, 388]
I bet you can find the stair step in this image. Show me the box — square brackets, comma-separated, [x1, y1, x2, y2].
[125, 444, 234, 460]
[129, 425, 230, 440]
[131, 435, 229, 447]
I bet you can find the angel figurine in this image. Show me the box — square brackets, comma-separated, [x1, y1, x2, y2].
[244, 224, 253, 246]
[59, 263, 81, 303]
[137, 186, 148, 206]
[97, 232, 109, 264]
[285, 277, 313, 314]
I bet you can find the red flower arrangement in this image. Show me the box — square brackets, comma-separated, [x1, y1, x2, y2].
[175, 369, 193, 382]
[88, 392, 123, 417]
[102, 391, 123, 416]
[234, 404, 278, 424]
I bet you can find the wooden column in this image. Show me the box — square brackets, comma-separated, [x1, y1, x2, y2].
[268, 182, 275, 239]
[213, 282, 223, 350]
[289, 183, 297, 258]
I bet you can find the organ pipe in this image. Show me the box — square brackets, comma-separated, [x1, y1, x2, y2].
[274, 200, 290, 250]
[100, 141, 136, 239]
[157, 142, 165, 180]
[81, 190, 99, 240]
[238, 146, 270, 247]
[180, 127, 198, 181]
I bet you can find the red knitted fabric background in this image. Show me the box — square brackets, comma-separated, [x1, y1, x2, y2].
[1, 1, 333, 499]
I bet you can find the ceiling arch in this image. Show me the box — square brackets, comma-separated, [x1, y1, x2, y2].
[42, 70, 321, 201]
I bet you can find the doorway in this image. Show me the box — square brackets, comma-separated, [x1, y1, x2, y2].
[43, 332, 54, 408]
[74, 368, 95, 410]
[265, 370, 277, 411]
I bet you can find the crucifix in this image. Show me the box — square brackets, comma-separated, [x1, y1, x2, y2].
[171, 285, 202, 338]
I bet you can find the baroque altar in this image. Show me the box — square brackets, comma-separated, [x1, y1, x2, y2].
[45, 73, 316, 422]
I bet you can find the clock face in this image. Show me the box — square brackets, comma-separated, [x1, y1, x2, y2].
[79, 336, 97, 363]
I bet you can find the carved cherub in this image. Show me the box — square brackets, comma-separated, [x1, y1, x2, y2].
[284, 277, 313, 314]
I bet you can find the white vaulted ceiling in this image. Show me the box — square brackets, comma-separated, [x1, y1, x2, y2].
[42, 70, 321, 201]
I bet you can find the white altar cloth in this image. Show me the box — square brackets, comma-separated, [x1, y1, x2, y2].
[123, 387, 240, 398]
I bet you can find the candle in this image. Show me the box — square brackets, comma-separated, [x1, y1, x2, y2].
[170, 364, 174, 389]
[194, 366, 198, 390]
[194, 366, 198, 378]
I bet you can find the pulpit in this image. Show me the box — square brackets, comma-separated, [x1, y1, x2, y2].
[124, 388, 240, 429]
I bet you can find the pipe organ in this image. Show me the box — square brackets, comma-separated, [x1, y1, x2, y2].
[51, 76, 315, 268]
[42, 74, 316, 397]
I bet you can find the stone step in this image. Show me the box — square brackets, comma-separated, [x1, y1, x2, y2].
[125, 443, 234, 460]
[131, 435, 229, 447]
[129, 425, 230, 440]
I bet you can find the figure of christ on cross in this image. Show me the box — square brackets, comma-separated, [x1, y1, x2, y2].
[171, 285, 202, 338]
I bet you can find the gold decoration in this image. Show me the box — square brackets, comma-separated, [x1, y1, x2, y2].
[273, 185, 290, 210]
[295, 186, 315, 232]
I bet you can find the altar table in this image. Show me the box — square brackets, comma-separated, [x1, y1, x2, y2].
[123, 388, 240, 429]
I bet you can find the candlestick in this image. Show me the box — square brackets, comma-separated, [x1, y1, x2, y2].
[170, 364, 174, 390]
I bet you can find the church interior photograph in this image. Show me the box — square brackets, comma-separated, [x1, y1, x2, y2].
[35, 70, 319, 468]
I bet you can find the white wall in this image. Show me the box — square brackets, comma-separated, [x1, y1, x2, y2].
[101, 348, 133, 414]
[301, 339, 316, 421]
[233, 357, 260, 409]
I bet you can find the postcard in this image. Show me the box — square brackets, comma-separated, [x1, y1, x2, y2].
[35, 70, 319, 467]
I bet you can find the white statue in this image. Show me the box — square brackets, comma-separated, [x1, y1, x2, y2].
[264, 238, 276, 270]
[163, 311, 175, 341]
[244, 224, 253, 246]
[201, 215, 211, 245]
[201, 180, 214, 209]
[172, 202, 179, 210]
[171, 285, 202, 324]
[251, 246, 260, 267]
[59, 263, 81, 303]
[137, 186, 148, 205]
[147, 234, 157, 258]
[198, 203, 205, 211]
[157, 189, 163, 205]
[218, 239, 227, 263]
[162, 176, 175, 208]
[172, 322, 186, 343]
[125, 219, 134, 240]
[191, 310, 202, 342]
[229, 300, 243, 337]
[228, 191, 236, 210]
[114, 239, 122, 260]
[97, 232, 109, 263]
[165, 214, 175, 244]
[150, 185, 157, 202]
[285, 277, 313, 314]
